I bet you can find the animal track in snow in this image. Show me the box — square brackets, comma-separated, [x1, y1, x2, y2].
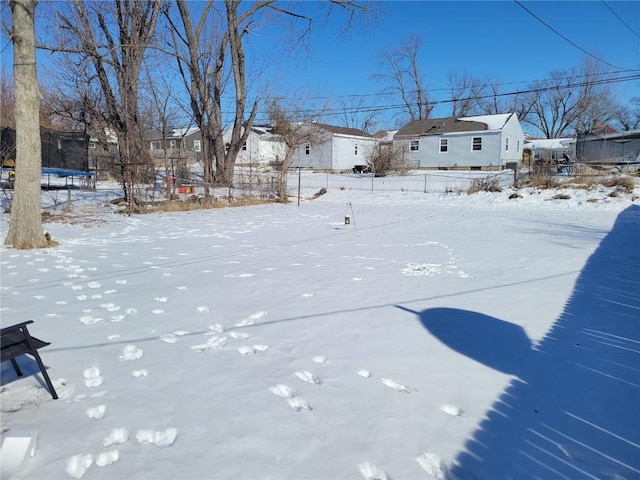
[204, 324, 225, 334]
[154, 297, 168, 303]
[132, 369, 149, 377]
[358, 462, 388, 480]
[190, 336, 227, 351]
[415, 452, 448, 479]
[119, 345, 143, 361]
[66, 454, 93, 479]
[357, 370, 372, 378]
[86, 405, 106, 419]
[101, 303, 120, 312]
[229, 331, 251, 340]
[440, 405, 464, 416]
[160, 334, 178, 344]
[197, 306, 211, 313]
[136, 428, 178, 448]
[270, 384, 297, 399]
[96, 450, 119, 467]
[103, 428, 129, 447]
[107, 334, 120, 341]
[287, 397, 312, 411]
[235, 311, 267, 327]
[295, 371, 321, 385]
[174, 330, 190, 336]
[76, 295, 87, 301]
[115, 279, 127, 285]
[312, 356, 327, 364]
[125, 308, 137, 314]
[381, 378, 412, 393]
[110, 315, 125, 322]
[87, 282, 101, 289]
[83, 367, 103, 387]
[238, 345, 270, 355]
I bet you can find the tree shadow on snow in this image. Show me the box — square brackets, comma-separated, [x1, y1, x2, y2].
[399, 204, 640, 479]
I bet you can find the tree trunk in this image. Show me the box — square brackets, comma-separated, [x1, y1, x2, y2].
[4, 0, 48, 249]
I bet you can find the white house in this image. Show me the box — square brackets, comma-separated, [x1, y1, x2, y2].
[222, 124, 286, 166]
[288, 123, 378, 172]
[524, 137, 573, 164]
[393, 113, 525, 170]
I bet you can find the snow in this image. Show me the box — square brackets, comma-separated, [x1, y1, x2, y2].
[1, 171, 639, 479]
[458, 113, 512, 130]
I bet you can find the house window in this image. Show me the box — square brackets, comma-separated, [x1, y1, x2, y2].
[505, 137, 509, 152]
[355, 144, 358, 155]
[472, 137, 482, 151]
[193, 140, 201, 152]
[242, 142, 247, 151]
[410, 140, 419, 151]
[89, 142, 96, 150]
[305, 143, 310, 155]
[169, 140, 176, 150]
[152, 141, 161, 150]
[439, 138, 448, 153]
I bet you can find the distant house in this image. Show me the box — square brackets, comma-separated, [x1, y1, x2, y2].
[222, 124, 286, 166]
[289, 123, 378, 171]
[393, 113, 525, 170]
[524, 137, 573, 164]
[145, 127, 203, 166]
[575, 130, 640, 170]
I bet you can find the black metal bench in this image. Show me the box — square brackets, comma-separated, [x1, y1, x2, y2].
[1, 321, 58, 399]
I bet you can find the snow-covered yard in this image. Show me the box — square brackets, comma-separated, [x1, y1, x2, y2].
[1, 171, 639, 479]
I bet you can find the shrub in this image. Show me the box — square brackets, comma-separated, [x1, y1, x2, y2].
[467, 177, 502, 194]
[602, 175, 636, 194]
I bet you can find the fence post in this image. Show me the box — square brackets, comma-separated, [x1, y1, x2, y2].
[424, 173, 427, 193]
[297, 167, 301, 206]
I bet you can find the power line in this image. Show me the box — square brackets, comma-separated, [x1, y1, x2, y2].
[601, 1, 640, 40]
[513, 0, 624, 70]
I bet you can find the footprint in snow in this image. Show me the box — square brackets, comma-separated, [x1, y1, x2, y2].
[416, 452, 448, 479]
[83, 367, 103, 388]
[160, 334, 178, 344]
[229, 331, 251, 339]
[204, 324, 225, 335]
[358, 462, 388, 480]
[101, 303, 120, 312]
[287, 397, 312, 412]
[381, 378, 413, 392]
[440, 405, 464, 416]
[152, 309, 164, 315]
[119, 345, 143, 361]
[136, 428, 178, 448]
[270, 384, 297, 398]
[107, 335, 120, 341]
[174, 330, 190, 336]
[197, 306, 211, 312]
[87, 282, 101, 289]
[295, 370, 321, 385]
[79, 314, 100, 324]
[110, 315, 125, 323]
[357, 370, 372, 378]
[132, 369, 149, 378]
[66, 454, 93, 479]
[154, 297, 168, 303]
[312, 356, 327, 364]
[125, 308, 137, 315]
[96, 450, 119, 467]
[235, 311, 268, 327]
[86, 405, 106, 419]
[76, 295, 87, 301]
[238, 345, 269, 355]
[103, 428, 129, 447]
[115, 279, 127, 285]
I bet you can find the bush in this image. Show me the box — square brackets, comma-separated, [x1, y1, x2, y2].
[366, 144, 411, 177]
[467, 177, 502, 194]
[602, 175, 636, 194]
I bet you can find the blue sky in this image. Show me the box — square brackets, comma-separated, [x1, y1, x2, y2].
[1, 1, 638, 131]
[258, 0, 640, 127]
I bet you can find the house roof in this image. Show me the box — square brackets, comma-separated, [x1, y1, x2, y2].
[524, 138, 573, 150]
[395, 113, 515, 138]
[395, 117, 488, 137]
[314, 123, 374, 138]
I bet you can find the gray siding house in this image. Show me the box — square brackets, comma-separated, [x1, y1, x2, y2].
[394, 113, 525, 170]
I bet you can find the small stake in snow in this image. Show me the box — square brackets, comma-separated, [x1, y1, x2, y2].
[345, 214, 351, 225]
[346, 202, 356, 229]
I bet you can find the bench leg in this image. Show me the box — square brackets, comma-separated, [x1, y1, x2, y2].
[31, 352, 58, 400]
[10, 358, 23, 377]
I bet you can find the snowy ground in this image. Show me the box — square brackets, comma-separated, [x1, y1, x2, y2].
[1, 171, 639, 479]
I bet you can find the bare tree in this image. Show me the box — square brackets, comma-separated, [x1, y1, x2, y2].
[335, 96, 379, 133]
[268, 99, 324, 202]
[617, 97, 640, 131]
[447, 71, 485, 117]
[521, 58, 623, 137]
[4, 0, 48, 248]
[52, 0, 161, 212]
[373, 34, 432, 123]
